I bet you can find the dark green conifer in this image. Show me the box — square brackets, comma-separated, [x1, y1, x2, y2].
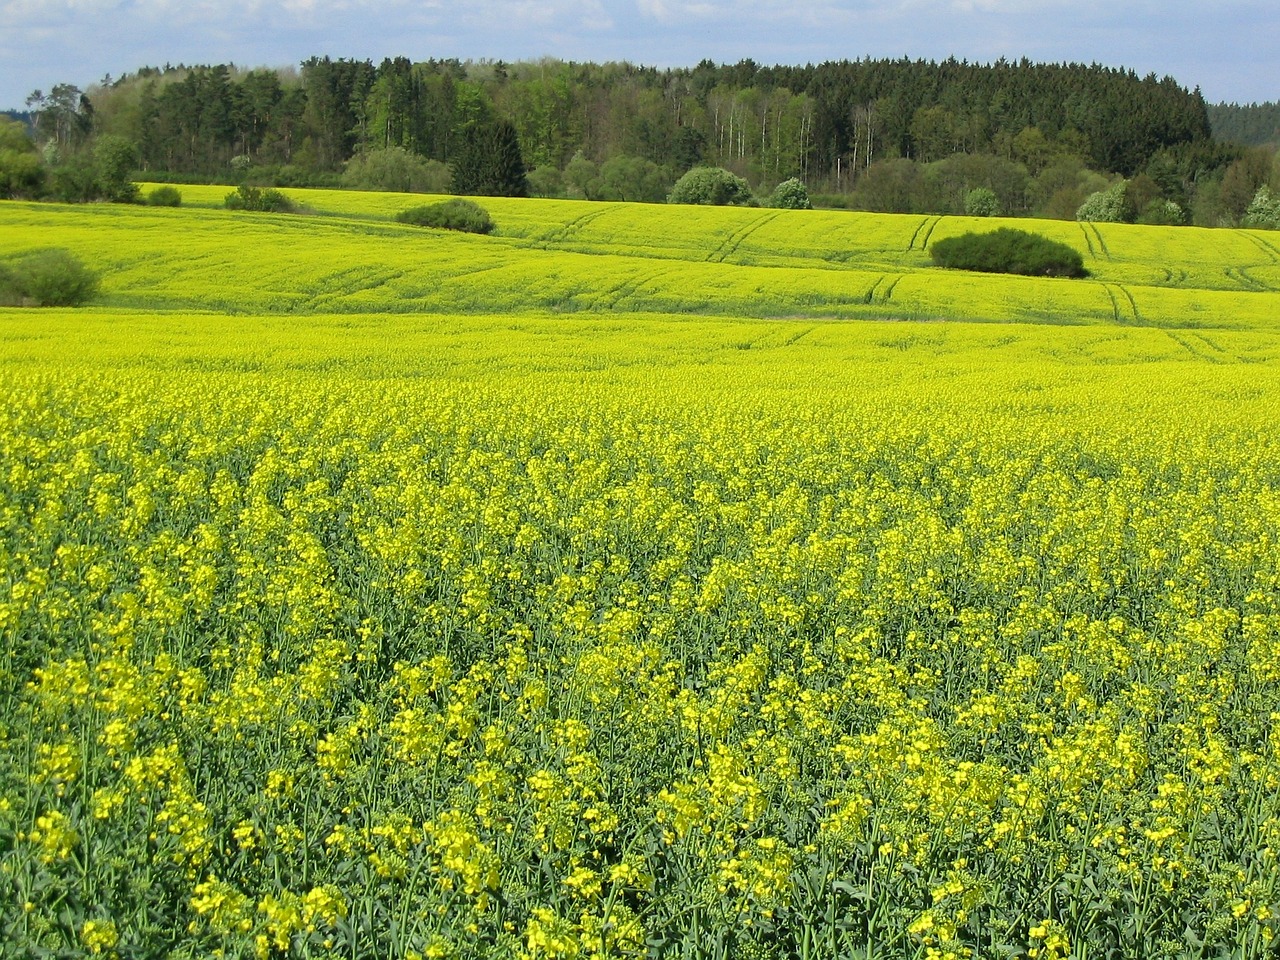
[450, 120, 528, 198]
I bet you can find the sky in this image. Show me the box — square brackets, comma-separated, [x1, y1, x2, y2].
[2, 0, 1277, 110]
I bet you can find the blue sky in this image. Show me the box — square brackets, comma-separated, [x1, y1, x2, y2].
[2, 0, 1277, 110]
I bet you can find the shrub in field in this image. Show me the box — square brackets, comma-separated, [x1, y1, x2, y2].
[668, 166, 754, 206]
[396, 198, 495, 234]
[224, 184, 294, 212]
[930, 227, 1087, 277]
[769, 177, 813, 209]
[146, 185, 183, 207]
[0, 248, 100, 306]
[964, 186, 1000, 217]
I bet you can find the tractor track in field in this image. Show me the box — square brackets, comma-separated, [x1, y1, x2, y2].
[706, 211, 780, 263]
[1164, 329, 1234, 364]
[1242, 232, 1280, 263]
[599, 267, 669, 310]
[780, 326, 815, 347]
[865, 274, 904, 305]
[907, 215, 942, 252]
[1089, 222, 1111, 260]
[542, 205, 616, 244]
[1225, 266, 1271, 292]
[1078, 224, 1097, 259]
[1101, 283, 1140, 325]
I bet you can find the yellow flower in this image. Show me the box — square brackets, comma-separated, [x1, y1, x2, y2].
[81, 919, 119, 955]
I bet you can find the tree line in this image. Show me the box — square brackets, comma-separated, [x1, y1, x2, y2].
[1208, 102, 1280, 148]
[5, 56, 1278, 225]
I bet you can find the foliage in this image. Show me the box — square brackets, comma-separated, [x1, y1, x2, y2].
[0, 150, 44, 199]
[593, 155, 673, 203]
[0, 117, 45, 199]
[395, 198, 495, 234]
[224, 184, 295, 212]
[145, 185, 183, 207]
[1077, 179, 1136, 222]
[668, 166, 754, 206]
[964, 186, 1000, 217]
[1137, 198, 1185, 225]
[341, 146, 451, 193]
[46, 157, 101, 203]
[1207, 101, 1280, 147]
[0, 248, 100, 305]
[1244, 186, 1280, 229]
[62, 57, 1213, 193]
[852, 158, 925, 213]
[931, 227, 1088, 278]
[450, 120, 529, 198]
[525, 165, 565, 198]
[93, 134, 140, 203]
[769, 177, 813, 209]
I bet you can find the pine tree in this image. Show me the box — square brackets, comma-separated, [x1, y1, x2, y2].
[450, 120, 528, 197]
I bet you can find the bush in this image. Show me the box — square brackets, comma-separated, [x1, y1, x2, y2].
[1244, 186, 1280, 229]
[964, 187, 1000, 217]
[224, 184, 294, 212]
[526, 165, 566, 198]
[930, 228, 1087, 278]
[395, 198, 495, 235]
[48, 159, 101, 204]
[769, 178, 812, 210]
[342, 147, 451, 193]
[146, 185, 183, 207]
[1137, 198, 1184, 226]
[0, 248, 100, 306]
[94, 135, 140, 204]
[1076, 180, 1134, 223]
[668, 166, 754, 206]
[0, 149, 44, 199]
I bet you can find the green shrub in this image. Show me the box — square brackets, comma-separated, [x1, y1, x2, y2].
[0, 147, 45, 199]
[342, 147, 451, 193]
[224, 184, 294, 212]
[0, 248, 100, 306]
[930, 228, 1087, 278]
[146, 185, 183, 207]
[395, 198, 495, 235]
[668, 166, 754, 206]
[1137, 198, 1184, 226]
[769, 178, 812, 210]
[1244, 186, 1280, 230]
[964, 187, 1000, 217]
[1076, 180, 1134, 223]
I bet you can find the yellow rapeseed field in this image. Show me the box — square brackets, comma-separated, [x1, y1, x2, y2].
[2, 191, 1280, 959]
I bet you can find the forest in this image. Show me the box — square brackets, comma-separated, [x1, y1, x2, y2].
[5, 56, 1280, 225]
